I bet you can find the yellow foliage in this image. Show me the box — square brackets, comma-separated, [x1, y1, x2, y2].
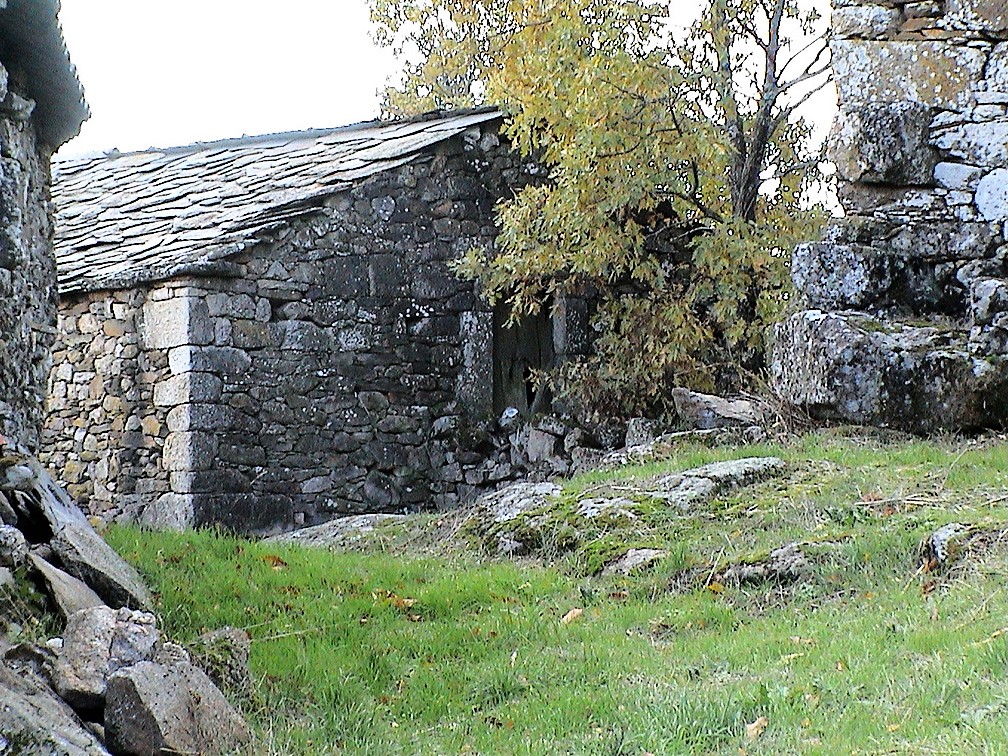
[371, 0, 831, 416]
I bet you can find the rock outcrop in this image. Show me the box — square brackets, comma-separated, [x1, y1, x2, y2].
[772, 1, 1008, 433]
[470, 456, 787, 558]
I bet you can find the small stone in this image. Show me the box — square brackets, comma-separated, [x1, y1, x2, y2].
[575, 497, 637, 521]
[934, 162, 982, 191]
[155, 642, 191, 667]
[496, 535, 526, 557]
[0, 524, 27, 567]
[498, 407, 520, 430]
[625, 418, 659, 448]
[432, 415, 459, 438]
[672, 388, 763, 430]
[722, 543, 809, 585]
[602, 548, 668, 576]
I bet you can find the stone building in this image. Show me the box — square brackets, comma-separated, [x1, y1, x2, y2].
[0, 0, 88, 450]
[772, 0, 1008, 433]
[43, 110, 586, 532]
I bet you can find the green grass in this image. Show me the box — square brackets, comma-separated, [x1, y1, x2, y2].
[105, 430, 1008, 754]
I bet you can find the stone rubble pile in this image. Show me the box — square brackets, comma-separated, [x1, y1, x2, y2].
[772, 0, 1008, 433]
[453, 387, 767, 494]
[0, 445, 250, 755]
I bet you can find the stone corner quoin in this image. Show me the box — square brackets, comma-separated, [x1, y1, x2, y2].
[771, 0, 1008, 434]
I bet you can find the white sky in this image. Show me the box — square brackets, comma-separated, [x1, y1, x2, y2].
[57, 0, 398, 157]
[57, 1, 836, 159]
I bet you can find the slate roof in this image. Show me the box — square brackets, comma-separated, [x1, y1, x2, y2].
[0, 0, 88, 147]
[53, 108, 503, 295]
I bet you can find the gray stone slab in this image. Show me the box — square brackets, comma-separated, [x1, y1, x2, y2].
[49, 523, 152, 611]
[27, 552, 105, 620]
[0, 662, 110, 755]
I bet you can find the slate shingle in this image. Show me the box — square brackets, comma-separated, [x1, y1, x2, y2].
[53, 108, 502, 295]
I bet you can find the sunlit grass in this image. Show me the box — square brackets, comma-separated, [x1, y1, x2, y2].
[106, 431, 1008, 754]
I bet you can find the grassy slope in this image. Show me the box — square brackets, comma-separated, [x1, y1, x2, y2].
[106, 430, 1008, 754]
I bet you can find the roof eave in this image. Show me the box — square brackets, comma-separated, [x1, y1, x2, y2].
[0, 0, 88, 149]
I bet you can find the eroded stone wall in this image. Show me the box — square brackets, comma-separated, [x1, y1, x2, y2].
[771, 0, 1008, 432]
[44, 127, 547, 531]
[0, 72, 59, 450]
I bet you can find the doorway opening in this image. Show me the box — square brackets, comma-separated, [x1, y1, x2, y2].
[492, 304, 554, 416]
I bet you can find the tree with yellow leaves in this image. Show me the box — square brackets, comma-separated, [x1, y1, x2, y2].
[371, 0, 831, 417]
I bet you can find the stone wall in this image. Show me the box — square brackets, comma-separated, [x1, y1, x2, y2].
[0, 72, 59, 451]
[43, 286, 174, 521]
[42, 126, 564, 531]
[771, 0, 1008, 432]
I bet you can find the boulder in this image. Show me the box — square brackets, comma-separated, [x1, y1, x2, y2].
[976, 169, 1008, 221]
[770, 310, 1008, 433]
[0, 662, 110, 755]
[828, 101, 937, 184]
[970, 278, 1008, 326]
[104, 661, 251, 756]
[266, 513, 408, 549]
[50, 523, 152, 611]
[832, 40, 985, 111]
[0, 454, 151, 610]
[645, 457, 786, 509]
[790, 242, 960, 315]
[0, 455, 90, 528]
[0, 492, 16, 526]
[51, 606, 160, 712]
[188, 627, 252, 700]
[831, 4, 901, 39]
[475, 481, 562, 524]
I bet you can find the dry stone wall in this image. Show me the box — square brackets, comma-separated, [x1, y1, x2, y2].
[43, 127, 548, 531]
[772, 0, 1008, 432]
[0, 73, 59, 451]
[43, 286, 175, 522]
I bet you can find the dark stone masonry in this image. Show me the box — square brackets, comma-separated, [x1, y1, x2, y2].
[44, 112, 592, 532]
[0, 0, 87, 450]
